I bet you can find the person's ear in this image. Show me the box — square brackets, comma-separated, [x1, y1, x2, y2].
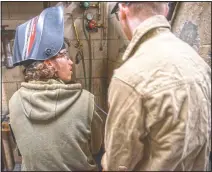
[44, 59, 57, 71]
[119, 3, 127, 21]
[44, 59, 52, 66]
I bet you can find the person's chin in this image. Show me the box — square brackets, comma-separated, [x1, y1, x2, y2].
[64, 76, 72, 83]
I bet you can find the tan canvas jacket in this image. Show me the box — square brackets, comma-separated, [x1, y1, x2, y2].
[102, 15, 211, 171]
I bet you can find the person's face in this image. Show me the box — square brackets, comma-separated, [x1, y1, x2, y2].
[46, 49, 73, 83]
[55, 49, 73, 83]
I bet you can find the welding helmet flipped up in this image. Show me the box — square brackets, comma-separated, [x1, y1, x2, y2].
[12, 6, 65, 66]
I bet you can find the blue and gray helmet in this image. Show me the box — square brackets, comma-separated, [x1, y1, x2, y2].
[12, 6, 65, 66]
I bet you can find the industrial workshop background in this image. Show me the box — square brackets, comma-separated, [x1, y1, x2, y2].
[1, 1, 211, 171]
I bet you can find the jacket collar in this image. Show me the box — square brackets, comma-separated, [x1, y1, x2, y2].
[122, 15, 171, 61]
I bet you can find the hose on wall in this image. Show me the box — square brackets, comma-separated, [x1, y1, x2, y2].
[83, 11, 92, 92]
[70, 14, 87, 89]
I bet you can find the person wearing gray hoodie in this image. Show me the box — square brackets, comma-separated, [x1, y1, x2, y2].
[9, 6, 104, 171]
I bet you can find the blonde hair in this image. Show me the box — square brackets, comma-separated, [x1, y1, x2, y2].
[23, 61, 58, 82]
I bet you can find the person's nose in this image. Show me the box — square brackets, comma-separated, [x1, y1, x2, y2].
[68, 59, 73, 65]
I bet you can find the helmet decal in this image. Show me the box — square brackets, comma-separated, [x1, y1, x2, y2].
[22, 17, 38, 60]
[13, 6, 64, 66]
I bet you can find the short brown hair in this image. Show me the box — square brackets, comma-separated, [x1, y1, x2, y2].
[128, 2, 167, 16]
[23, 61, 58, 82]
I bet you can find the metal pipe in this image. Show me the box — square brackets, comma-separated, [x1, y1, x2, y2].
[83, 11, 92, 92]
[170, 2, 181, 28]
[90, 4, 98, 8]
[89, 2, 101, 21]
[103, 2, 106, 40]
[73, 22, 80, 43]
[88, 33, 92, 92]
[100, 2, 107, 51]
[96, 2, 103, 51]
[98, 2, 101, 21]
[71, 14, 87, 89]
[99, 2, 104, 51]
[83, 11, 89, 40]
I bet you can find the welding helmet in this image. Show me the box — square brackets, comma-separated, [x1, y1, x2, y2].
[12, 6, 65, 67]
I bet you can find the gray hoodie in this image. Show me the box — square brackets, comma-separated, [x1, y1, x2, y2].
[9, 79, 104, 171]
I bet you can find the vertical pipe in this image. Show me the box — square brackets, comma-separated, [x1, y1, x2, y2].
[170, 2, 181, 28]
[88, 33, 92, 92]
[83, 11, 92, 92]
[103, 2, 106, 40]
[71, 14, 87, 88]
[98, 2, 101, 21]
[99, 2, 103, 51]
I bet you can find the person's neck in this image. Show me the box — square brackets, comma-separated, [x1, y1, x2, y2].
[128, 16, 151, 38]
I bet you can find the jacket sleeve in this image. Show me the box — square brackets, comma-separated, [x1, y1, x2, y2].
[90, 110, 104, 155]
[101, 78, 147, 171]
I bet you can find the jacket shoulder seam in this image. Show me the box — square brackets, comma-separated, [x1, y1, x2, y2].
[112, 76, 145, 97]
[113, 76, 193, 99]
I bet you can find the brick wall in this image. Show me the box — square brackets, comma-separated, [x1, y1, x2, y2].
[2, 2, 59, 29]
[1, 2, 108, 114]
[106, 2, 211, 88]
[2, 2, 211, 115]
[63, 2, 108, 112]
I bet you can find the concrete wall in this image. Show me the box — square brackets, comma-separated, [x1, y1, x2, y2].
[63, 2, 108, 112]
[1, 2, 57, 113]
[1, 2, 108, 114]
[106, 2, 129, 84]
[172, 2, 211, 67]
[1, 2, 211, 114]
[106, 2, 211, 88]
[2, 2, 60, 29]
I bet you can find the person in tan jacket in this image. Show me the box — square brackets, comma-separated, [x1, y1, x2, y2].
[102, 2, 211, 171]
[9, 6, 104, 171]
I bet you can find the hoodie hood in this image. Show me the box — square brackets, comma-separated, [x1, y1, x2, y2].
[18, 79, 82, 121]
